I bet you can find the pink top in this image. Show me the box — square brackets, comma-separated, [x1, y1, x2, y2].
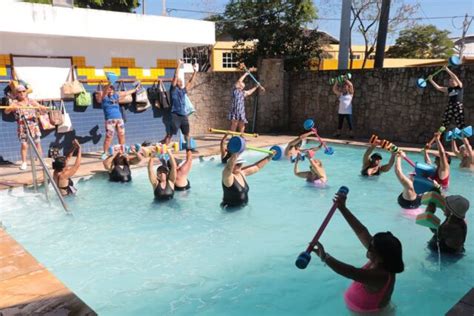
[432, 173, 449, 189]
[343, 262, 393, 313]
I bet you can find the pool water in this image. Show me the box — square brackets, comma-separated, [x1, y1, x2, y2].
[1, 144, 473, 315]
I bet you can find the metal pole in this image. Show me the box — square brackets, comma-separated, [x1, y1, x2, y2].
[43, 168, 49, 202]
[162, 0, 166, 16]
[374, 0, 391, 68]
[459, 13, 473, 60]
[338, 0, 352, 70]
[142, 0, 145, 15]
[29, 145, 38, 192]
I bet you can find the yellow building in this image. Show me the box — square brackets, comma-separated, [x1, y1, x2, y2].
[211, 41, 444, 71]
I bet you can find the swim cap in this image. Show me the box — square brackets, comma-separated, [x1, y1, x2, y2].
[370, 153, 382, 161]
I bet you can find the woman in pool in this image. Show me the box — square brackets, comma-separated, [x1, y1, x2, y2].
[173, 149, 192, 191]
[312, 193, 404, 313]
[148, 148, 177, 201]
[361, 145, 395, 177]
[284, 130, 317, 159]
[220, 134, 232, 164]
[451, 137, 473, 170]
[426, 194, 469, 254]
[394, 151, 421, 209]
[103, 147, 143, 183]
[293, 151, 327, 185]
[221, 152, 273, 208]
[423, 131, 451, 190]
[52, 139, 82, 196]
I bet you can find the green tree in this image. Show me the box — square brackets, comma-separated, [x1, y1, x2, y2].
[386, 25, 454, 59]
[215, 0, 323, 71]
[22, 0, 139, 13]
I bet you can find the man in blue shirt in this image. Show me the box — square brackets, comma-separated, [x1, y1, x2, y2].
[170, 59, 197, 150]
[101, 84, 138, 156]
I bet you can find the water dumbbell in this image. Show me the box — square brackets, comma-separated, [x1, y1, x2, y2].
[329, 73, 352, 85]
[108, 144, 134, 156]
[445, 125, 472, 142]
[303, 119, 334, 155]
[416, 56, 461, 88]
[178, 135, 197, 151]
[295, 186, 349, 269]
[227, 136, 283, 160]
[416, 191, 445, 229]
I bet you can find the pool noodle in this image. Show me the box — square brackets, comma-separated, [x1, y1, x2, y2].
[246, 145, 273, 155]
[208, 128, 258, 138]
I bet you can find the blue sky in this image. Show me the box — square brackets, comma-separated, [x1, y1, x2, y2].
[139, 0, 474, 44]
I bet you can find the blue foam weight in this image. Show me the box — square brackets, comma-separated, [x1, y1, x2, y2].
[445, 131, 453, 142]
[461, 126, 472, 138]
[227, 136, 246, 154]
[449, 56, 461, 67]
[453, 128, 462, 140]
[324, 147, 334, 155]
[105, 72, 118, 85]
[415, 162, 436, 178]
[417, 78, 427, 88]
[303, 119, 315, 131]
[295, 251, 311, 269]
[270, 145, 283, 160]
[413, 175, 436, 194]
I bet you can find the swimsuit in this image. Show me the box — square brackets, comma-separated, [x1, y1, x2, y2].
[221, 175, 249, 208]
[109, 164, 132, 182]
[59, 178, 77, 196]
[344, 262, 393, 313]
[361, 166, 380, 177]
[154, 180, 174, 201]
[432, 174, 449, 190]
[175, 180, 191, 191]
[397, 193, 421, 209]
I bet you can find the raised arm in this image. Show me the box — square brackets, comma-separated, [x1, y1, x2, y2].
[451, 140, 462, 159]
[293, 156, 311, 178]
[242, 153, 273, 176]
[332, 82, 341, 97]
[220, 134, 229, 159]
[147, 157, 158, 188]
[236, 71, 249, 88]
[244, 86, 258, 97]
[334, 194, 372, 249]
[362, 145, 375, 166]
[435, 133, 449, 173]
[461, 137, 473, 158]
[63, 140, 82, 178]
[444, 66, 463, 88]
[103, 152, 119, 172]
[345, 79, 354, 95]
[394, 152, 413, 190]
[222, 154, 238, 187]
[186, 64, 198, 90]
[428, 75, 448, 94]
[167, 150, 177, 183]
[119, 85, 139, 98]
[172, 59, 183, 87]
[380, 152, 396, 173]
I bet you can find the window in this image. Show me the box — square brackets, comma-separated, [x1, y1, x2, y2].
[182, 53, 194, 64]
[222, 52, 237, 68]
[350, 54, 361, 60]
[368, 55, 375, 60]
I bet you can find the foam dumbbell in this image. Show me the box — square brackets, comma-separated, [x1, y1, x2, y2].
[416, 56, 462, 88]
[416, 191, 444, 229]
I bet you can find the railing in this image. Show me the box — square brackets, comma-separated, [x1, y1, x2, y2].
[21, 116, 70, 214]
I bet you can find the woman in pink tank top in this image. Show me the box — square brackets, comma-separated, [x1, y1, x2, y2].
[312, 193, 404, 313]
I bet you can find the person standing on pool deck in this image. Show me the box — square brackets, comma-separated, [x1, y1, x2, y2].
[101, 84, 138, 158]
[4, 85, 49, 170]
[148, 148, 177, 202]
[426, 195, 469, 254]
[394, 151, 421, 209]
[428, 66, 465, 129]
[52, 139, 81, 196]
[361, 145, 395, 177]
[423, 131, 451, 190]
[221, 152, 273, 209]
[451, 137, 474, 170]
[228, 64, 264, 133]
[170, 59, 198, 151]
[332, 78, 354, 138]
[312, 193, 404, 313]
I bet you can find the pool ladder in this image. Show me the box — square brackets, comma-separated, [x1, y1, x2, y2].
[22, 116, 70, 214]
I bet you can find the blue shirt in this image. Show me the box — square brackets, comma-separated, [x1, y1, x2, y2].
[170, 86, 187, 116]
[102, 93, 122, 120]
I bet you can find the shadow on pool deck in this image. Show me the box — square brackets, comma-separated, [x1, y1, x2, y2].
[0, 133, 441, 315]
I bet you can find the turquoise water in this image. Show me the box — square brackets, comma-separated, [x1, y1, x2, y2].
[0, 144, 473, 315]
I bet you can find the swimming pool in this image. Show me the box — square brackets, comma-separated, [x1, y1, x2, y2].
[1, 144, 473, 315]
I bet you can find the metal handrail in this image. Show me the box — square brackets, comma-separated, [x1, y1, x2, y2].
[21, 116, 70, 214]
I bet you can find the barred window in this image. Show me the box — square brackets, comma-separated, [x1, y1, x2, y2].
[182, 53, 194, 64]
[222, 52, 237, 68]
[350, 54, 361, 60]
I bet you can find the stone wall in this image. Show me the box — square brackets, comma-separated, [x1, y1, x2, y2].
[288, 65, 474, 143]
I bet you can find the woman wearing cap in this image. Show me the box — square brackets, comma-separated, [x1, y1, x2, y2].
[451, 137, 474, 170]
[423, 131, 451, 189]
[427, 195, 469, 254]
[394, 151, 421, 209]
[221, 152, 273, 209]
[148, 148, 177, 201]
[103, 146, 143, 183]
[4, 85, 49, 170]
[312, 193, 404, 313]
[101, 84, 138, 158]
[361, 145, 395, 177]
[293, 150, 327, 186]
[52, 139, 81, 196]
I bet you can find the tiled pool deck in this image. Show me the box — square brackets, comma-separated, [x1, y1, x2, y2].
[0, 134, 471, 315]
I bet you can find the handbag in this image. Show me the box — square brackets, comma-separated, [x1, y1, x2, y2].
[38, 104, 55, 130]
[184, 94, 195, 116]
[48, 101, 64, 126]
[134, 84, 151, 112]
[118, 82, 133, 105]
[158, 80, 170, 109]
[75, 88, 92, 107]
[147, 81, 159, 107]
[61, 66, 83, 97]
[57, 101, 73, 133]
[93, 83, 103, 106]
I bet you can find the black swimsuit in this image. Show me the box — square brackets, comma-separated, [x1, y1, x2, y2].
[109, 164, 132, 182]
[397, 193, 421, 209]
[361, 166, 381, 177]
[59, 178, 77, 196]
[175, 180, 191, 191]
[154, 181, 174, 201]
[221, 175, 249, 208]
